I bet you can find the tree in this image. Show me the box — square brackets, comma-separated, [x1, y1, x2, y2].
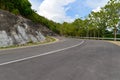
[88, 11, 108, 38]
[103, 0, 120, 41]
[72, 19, 87, 37]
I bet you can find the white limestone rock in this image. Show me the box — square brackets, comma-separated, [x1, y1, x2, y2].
[0, 31, 13, 47]
[0, 10, 46, 47]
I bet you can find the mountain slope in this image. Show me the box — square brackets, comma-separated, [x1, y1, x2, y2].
[0, 0, 60, 34]
[0, 0, 58, 47]
[0, 9, 46, 47]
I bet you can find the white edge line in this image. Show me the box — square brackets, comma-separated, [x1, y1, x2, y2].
[0, 40, 84, 66]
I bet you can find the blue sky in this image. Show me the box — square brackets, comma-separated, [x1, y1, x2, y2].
[29, 0, 109, 23]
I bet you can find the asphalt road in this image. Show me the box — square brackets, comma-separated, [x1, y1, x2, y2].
[0, 38, 120, 80]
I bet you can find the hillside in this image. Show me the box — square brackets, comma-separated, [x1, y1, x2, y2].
[0, 0, 60, 34]
[0, 9, 46, 47]
[0, 0, 58, 47]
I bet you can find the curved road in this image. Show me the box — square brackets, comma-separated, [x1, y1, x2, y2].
[0, 38, 120, 80]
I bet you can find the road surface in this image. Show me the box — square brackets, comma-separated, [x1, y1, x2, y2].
[0, 38, 120, 80]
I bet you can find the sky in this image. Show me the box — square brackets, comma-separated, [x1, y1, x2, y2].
[29, 0, 109, 23]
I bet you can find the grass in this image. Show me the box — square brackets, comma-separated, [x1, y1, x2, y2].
[0, 36, 57, 50]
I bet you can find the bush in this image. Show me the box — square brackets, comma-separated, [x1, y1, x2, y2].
[104, 34, 120, 38]
[11, 9, 20, 15]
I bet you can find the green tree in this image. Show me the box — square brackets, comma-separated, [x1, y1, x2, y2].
[88, 11, 108, 38]
[103, 0, 120, 40]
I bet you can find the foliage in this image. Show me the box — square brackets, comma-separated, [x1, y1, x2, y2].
[102, 0, 120, 40]
[0, 0, 33, 16]
[11, 9, 20, 15]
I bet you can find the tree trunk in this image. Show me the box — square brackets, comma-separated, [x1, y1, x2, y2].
[86, 29, 89, 38]
[114, 26, 117, 41]
[97, 30, 100, 40]
[94, 30, 96, 39]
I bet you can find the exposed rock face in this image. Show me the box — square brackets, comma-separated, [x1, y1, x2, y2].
[0, 10, 45, 47]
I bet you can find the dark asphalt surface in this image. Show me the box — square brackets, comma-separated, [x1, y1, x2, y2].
[0, 38, 120, 80]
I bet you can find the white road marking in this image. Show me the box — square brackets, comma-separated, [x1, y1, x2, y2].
[0, 40, 84, 66]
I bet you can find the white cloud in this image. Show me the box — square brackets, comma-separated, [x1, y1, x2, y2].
[38, 0, 76, 23]
[85, 0, 109, 8]
[92, 7, 101, 12]
[30, 0, 110, 23]
[29, 0, 41, 11]
[75, 14, 79, 18]
[85, 0, 109, 12]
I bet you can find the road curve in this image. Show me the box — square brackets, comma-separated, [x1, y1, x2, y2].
[0, 38, 120, 80]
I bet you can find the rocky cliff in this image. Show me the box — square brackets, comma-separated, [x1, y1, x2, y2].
[0, 10, 47, 47]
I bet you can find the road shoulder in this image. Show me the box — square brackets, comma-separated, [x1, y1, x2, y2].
[108, 41, 120, 46]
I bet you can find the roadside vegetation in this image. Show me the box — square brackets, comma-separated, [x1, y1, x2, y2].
[57, 0, 120, 41]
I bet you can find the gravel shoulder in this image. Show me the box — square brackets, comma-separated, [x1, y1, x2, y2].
[108, 41, 120, 46]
